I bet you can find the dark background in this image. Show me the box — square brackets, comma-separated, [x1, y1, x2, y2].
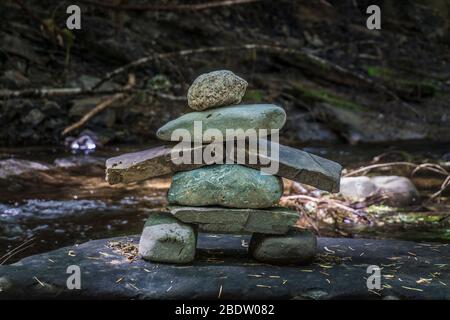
[1, 0, 449, 147]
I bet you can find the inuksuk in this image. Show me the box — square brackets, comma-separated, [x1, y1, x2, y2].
[105, 70, 342, 265]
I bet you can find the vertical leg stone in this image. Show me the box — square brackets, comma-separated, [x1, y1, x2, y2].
[249, 228, 317, 265]
[139, 212, 197, 264]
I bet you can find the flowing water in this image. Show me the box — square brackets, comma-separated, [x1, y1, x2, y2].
[0, 141, 449, 264]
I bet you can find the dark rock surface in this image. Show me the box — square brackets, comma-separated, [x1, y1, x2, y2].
[1, 234, 449, 299]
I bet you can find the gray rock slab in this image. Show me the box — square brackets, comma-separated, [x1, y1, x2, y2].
[1, 235, 449, 299]
[168, 206, 299, 234]
[105, 142, 342, 193]
[105, 144, 206, 184]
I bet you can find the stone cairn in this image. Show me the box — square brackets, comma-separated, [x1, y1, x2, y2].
[105, 70, 342, 265]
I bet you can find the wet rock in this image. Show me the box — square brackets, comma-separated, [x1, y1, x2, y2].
[139, 212, 197, 264]
[371, 176, 420, 207]
[340, 176, 378, 199]
[249, 228, 317, 265]
[22, 109, 45, 126]
[340, 176, 420, 207]
[0, 70, 30, 88]
[2, 235, 448, 299]
[156, 104, 286, 142]
[167, 164, 283, 208]
[168, 206, 298, 234]
[187, 70, 247, 110]
[0, 159, 50, 179]
[53, 156, 105, 168]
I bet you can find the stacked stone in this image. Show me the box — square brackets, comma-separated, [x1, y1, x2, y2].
[105, 70, 342, 265]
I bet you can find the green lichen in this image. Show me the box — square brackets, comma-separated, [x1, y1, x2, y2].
[243, 89, 264, 103]
[292, 82, 366, 112]
[365, 66, 439, 97]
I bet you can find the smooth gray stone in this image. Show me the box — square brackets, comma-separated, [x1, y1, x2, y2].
[339, 176, 377, 199]
[340, 175, 420, 207]
[249, 228, 317, 265]
[104, 141, 342, 193]
[1, 235, 449, 299]
[139, 212, 197, 264]
[167, 164, 283, 209]
[187, 70, 248, 110]
[168, 206, 299, 234]
[156, 104, 286, 142]
[371, 176, 420, 207]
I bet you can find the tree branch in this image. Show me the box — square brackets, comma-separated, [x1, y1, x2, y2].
[61, 74, 136, 136]
[78, 0, 263, 11]
[0, 87, 137, 99]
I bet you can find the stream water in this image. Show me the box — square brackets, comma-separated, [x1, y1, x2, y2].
[0, 141, 449, 264]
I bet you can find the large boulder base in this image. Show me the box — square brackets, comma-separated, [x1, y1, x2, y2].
[1, 235, 448, 299]
[168, 164, 283, 209]
[168, 206, 299, 234]
[104, 142, 342, 193]
[249, 228, 317, 265]
[187, 70, 248, 111]
[156, 104, 286, 142]
[139, 212, 197, 264]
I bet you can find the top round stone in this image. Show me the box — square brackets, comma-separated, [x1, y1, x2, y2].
[187, 70, 248, 111]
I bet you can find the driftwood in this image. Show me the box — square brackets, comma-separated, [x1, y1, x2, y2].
[61, 74, 136, 136]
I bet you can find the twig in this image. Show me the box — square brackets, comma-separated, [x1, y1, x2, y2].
[283, 194, 359, 214]
[91, 43, 392, 94]
[0, 237, 35, 265]
[344, 162, 418, 177]
[0, 87, 137, 99]
[61, 74, 136, 136]
[430, 175, 450, 201]
[0, 239, 36, 265]
[78, 0, 263, 11]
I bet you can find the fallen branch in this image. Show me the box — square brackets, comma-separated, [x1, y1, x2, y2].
[344, 161, 449, 177]
[344, 162, 418, 177]
[282, 194, 360, 214]
[0, 237, 35, 265]
[61, 74, 136, 136]
[0, 87, 137, 99]
[92, 43, 391, 93]
[78, 0, 263, 11]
